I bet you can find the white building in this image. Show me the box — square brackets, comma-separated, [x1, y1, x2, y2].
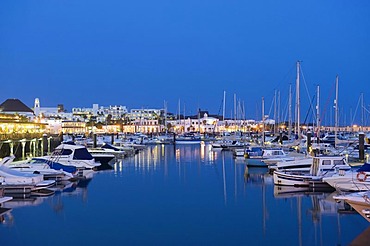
[168, 113, 219, 133]
[129, 109, 164, 120]
[97, 105, 128, 121]
[72, 104, 128, 122]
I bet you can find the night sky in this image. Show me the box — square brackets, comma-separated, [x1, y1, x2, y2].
[0, 1, 369, 125]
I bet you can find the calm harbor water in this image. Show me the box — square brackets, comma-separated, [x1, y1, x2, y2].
[1, 144, 369, 245]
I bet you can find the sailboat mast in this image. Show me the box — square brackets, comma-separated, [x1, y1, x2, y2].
[316, 85, 320, 143]
[198, 108, 201, 134]
[361, 92, 364, 127]
[164, 100, 167, 133]
[178, 99, 181, 133]
[278, 90, 280, 133]
[288, 84, 292, 137]
[295, 61, 300, 137]
[234, 93, 237, 127]
[262, 97, 265, 145]
[274, 89, 277, 135]
[335, 75, 339, 147]
[183, 103, 186, 132]
[223, 90, 226, 122]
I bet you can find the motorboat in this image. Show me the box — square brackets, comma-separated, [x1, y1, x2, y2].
[211, 136, 246, 149]
[246, 148, 290, 167]
[87, 149, 115, 166]
[269, 156, 313, 173]
[6, 159, 74, 181]
[233, 148, 247, 158]
[175, 133, 201, 144]
[273, 156, 351, 187]
[6, 156, 76, 181]
[323, 162, 370, 191]
[89, 143, 126, 159]
[145, 134, 174, 145]
[40, 143, 101, 170]
[0, 156, 55, 194]
[261, 151, 296, 166]
[334, 191, 370, 222]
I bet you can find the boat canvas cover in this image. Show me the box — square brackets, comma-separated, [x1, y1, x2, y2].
[246, 147, 263, 157]
[73, 148, 94, 160]
[102, 144, 120, 151]
[357, 163, 370, 172]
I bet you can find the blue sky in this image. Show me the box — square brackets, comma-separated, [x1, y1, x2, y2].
[0, 0, 369, 125]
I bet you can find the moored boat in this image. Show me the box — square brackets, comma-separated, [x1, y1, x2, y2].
[6, 157, 75, 181]
[41, 143, 101, 170]
[246, 148, 290, 167]
[0, 157, 55, 194]
[175, 133, 201, 144]
[323, 162, 370, 191]
[273, 155, 351, 187]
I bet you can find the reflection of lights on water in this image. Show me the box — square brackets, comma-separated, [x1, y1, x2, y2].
[150, 146, 159, 167]
[113, 161, 123, 174]
[115, 145, 222, 174]
[208, 150, 216, 162]
[161, 144, 165, 157]
[200, 144, 205, 162]
[176, 148, 181, 161]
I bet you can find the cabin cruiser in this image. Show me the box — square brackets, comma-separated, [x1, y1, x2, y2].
[89, 143, 126, 159]
[246, 148, 291, 167]
[269, 156, 313, 173]
[40, 143, 101, 170]
[212, 137, 245, 149]
[175, 133, 201, 144]
[0, 156, 55, 194]
[273, 156, 351, 187]
[6, 157, 75, 181]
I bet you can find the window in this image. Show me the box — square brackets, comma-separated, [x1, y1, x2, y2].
[55, 149, 73, 156]
[334, 160, 345, 166]
[322, 160, 331, 165]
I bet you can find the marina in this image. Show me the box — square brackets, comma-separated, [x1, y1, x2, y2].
[0, 143, 369, 245]
[1, 1, 370, 245]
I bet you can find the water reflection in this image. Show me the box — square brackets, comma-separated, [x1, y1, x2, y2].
[0, 176, 94, 227]
[243, 163, 365, 246]
[114, 144, 219, 177]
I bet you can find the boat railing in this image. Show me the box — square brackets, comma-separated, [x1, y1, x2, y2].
[45, 148, 63, 167]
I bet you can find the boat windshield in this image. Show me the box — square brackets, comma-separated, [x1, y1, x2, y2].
[54, 149, 73, 156]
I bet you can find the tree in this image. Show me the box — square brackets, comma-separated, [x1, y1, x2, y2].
[95, 122, 103, 130]
[106, 114, 112, 124]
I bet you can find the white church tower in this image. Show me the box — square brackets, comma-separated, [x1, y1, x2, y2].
[34, 98, 41, 117]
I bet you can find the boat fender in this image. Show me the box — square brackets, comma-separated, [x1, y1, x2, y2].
[244, 153, 249, 159]
[357, 171, 367, 182]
